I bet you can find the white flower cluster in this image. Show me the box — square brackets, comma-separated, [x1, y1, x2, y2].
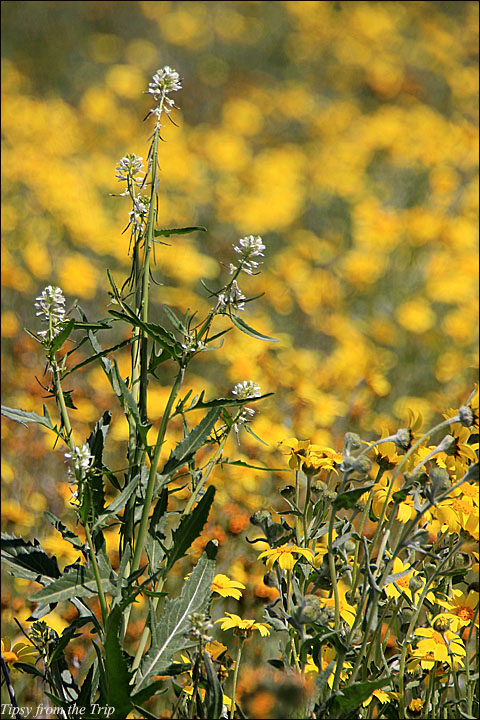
[35, 285, 66, 341]
[181, 336, 206, 354]
[218, 280, 246, 312]
[148, 66, 182, 119]
[232, 381, 261, 399]
[231, 235, 265, 275]
[65, 443, 94, 476]
[115, 153, 144, 184]
[129, 196, 149, 229]
[232, 381, 261, 434]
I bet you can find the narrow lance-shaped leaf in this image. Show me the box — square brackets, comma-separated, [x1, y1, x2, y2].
[161, 407, 222, 476]
[154, 226, 207, 237]
[104, 605, 134, 719]
[165, 485, 215, 572]
[230, 314, 278, 342]
[134, 541, 217, 693]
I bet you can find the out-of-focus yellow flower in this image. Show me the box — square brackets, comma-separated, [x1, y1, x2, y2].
[396, 298, 436, 334]
[304, 644, 352, 687]
[257, 543, 314, 571]
[319, 581, 356, 628]
[1, 637, 38, 669]
[211, 574, 246, 601]
[214, 612, 271, 637]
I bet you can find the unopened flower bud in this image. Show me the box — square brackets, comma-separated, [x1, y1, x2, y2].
[297, 595, 323, 624]
[429, 467, 451, 491]
[459, 405, 474, 427]
[407, 698, 424, 716]
[394, 428, 413, 452]
[344, 540, 356, 554]
[433, 617, 451, 632]
[425, 561, 438, 576]
[343, 432, 363, 455]
[409, 576, 423, 593]
[324, 490, 337, 503]
[437, 434, 457, 456]
[280, 485, 296, 499]
[250, 510, 271, 527]
[310, 479, 328, 497]
[454, 553, 470, 568]
[402, 607, 415, 623]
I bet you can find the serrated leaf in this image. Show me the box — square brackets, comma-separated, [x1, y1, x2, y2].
[110, 360, 151, 445]
[1, 405, 54, 430]
[165, 486, 215, 572]
[44, 512, 85, 550]
[333, 485, 374, 510]
[64, 338, 132, 377]
[104, 605, 134, 718]
[146, 488, 168, 573]
[131, 679, 166, 706]
[175, 391, 273, 415]
[134, 542, 217, 693]
[154, 226, 207, 237]
[109, 310, 181, 359]
[162, 408, 222, 476]
[230, 314, 278, 342]
[29, 562, 115, 604]
[328, 677, 392, 716]
[86, 410, 112, 516]
[92, 472, 142, 532]
[1, 533, 60, 582]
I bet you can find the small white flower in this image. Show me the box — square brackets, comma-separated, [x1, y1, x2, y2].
[218, 281, 246, 312]
[65, 443, 93, 475]
[181, 336, 206, 353]
[115, 153, 144, 184]
[231, 235, 265, 275]
[232, 381, 261, 399]
[35, 285, 66, 341]
[128, 196, 149, 228]
[148, 66, 182, 103]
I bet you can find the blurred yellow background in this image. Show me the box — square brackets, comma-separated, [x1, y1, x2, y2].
[1, 1, 478, 710]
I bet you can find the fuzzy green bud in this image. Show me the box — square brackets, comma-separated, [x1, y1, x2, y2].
[409, 575, 423, 593]
[459, 405, 475, 427]
[429, 466, 451, 491]
[402, 607, 415, 623]
[297, 594, 323, 624]
[454, 553, 470, 569]
[250, 510, 271, 527]
[344, 539, 356, 554]
[343, 432, 363, 455]
[310, 479, 328, 497]
[394, 428, 413, 452]
[437, 434, 457, 456]
[324, 490, 337, 503]
[280, 485, 296, 499]
[433, 616, 451, 632]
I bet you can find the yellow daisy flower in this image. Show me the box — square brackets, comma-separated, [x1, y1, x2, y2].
[211, 574, 246, 601]
[257, 543, 314, 571]
[434, 589, 479, 632]
[278, 438, 310, 470]
[1, 637, 38, 669]
[304, 645, 352, 687]
[413, 627, 466, 667]
[214, 612, 271, 637]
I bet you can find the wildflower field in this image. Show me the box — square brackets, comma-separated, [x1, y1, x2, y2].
[1, 2, 479, 719]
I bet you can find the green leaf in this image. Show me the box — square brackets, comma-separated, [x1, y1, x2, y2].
[230, 314, 278, 342]
[154, 226, 207, 237]
[221, 459, 287, 472]
[12, 662, 44, 678]
[63, 337, 133, 377]
[109, 310, 181, 359]
[109, 359, 151, 445]
[165, 486, 215, 572]
[162, 407, 222, 476]
[104, 605, 134, 718]
[134, 541, 217, 693]
[333, 485, 374, 511]
[204, 649, 223, 720]
[146, 489, 168, 573]
[92, 472, 142, 532]
[29, 562, 115, 604]
[44, 512, 85, 550]
[162, 305, 186, 334]
[392, 489, 409, 503]
[50, 318, 75, 354]
[131, 679, 166, 707]
[175, 390, 273, 415]
[86, 410, 112, 516]
[1, 404, 54, 430]
[328, 677, 392, 717]
[1, 533, 60, 582]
